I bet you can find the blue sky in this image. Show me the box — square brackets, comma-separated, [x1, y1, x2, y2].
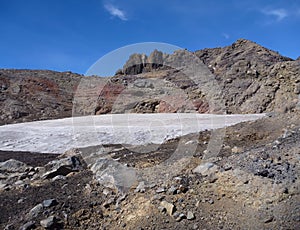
[0, 0, 299, 75]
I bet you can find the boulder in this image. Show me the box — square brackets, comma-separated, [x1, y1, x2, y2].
[193, 162, 218, 176]
[40, 216, 57, 228]
[187, 211, 195, 220]
[42, 199, 58, 208]
[42, 156, 85, 179]
[27, 204, 43, 218]
[90, 158, 137, 192]
[0, 159, 28, 172]
[19, 221, 35, 230]
[160, 200, 175, 216]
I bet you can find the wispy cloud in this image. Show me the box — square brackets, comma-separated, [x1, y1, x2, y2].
[104, 3, 127, 21]
[222, 33, 230, 39]
[262, 8, 288, 21]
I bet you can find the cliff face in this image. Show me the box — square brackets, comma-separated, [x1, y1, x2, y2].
[1, 39, 299, 125]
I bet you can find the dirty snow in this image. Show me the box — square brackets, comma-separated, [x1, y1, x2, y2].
[0, 113, 265, 154]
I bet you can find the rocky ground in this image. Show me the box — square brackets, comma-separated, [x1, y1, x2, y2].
[1, 111, 299, 229]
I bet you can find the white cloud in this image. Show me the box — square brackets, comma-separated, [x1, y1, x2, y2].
[222, 33, 230, 39]
[262, 8, 288, 21]
[104, 3, 127, 21]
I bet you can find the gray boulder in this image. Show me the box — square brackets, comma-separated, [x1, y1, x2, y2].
[42, 156, 84, 179]
[90, 158, 137, 192]
[40, 216, 57, 228]
[0, 159, 28, 172]
[27, 204, 43, 218]
[19, 221, 35, 230]
[193, 162, 218, 176]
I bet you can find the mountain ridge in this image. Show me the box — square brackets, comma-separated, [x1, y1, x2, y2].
[1, 39, 299, 125]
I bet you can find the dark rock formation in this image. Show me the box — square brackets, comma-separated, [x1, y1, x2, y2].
[121, 49, 165, 75]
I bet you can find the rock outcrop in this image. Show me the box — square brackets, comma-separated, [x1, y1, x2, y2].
[122, 49, 165, 75]
[113, 39, 299, 114]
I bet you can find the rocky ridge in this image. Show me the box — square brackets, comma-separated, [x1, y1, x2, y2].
[1, 39, 300, 125]
[0, 70, 82, 125]
[113, 39, 300, 114]
[195, 39, 299, 113]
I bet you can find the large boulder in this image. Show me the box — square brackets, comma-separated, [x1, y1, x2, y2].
[90, 158, 137, 192]
[0, 159, 28, 172]
[42, 155, 85, 179]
